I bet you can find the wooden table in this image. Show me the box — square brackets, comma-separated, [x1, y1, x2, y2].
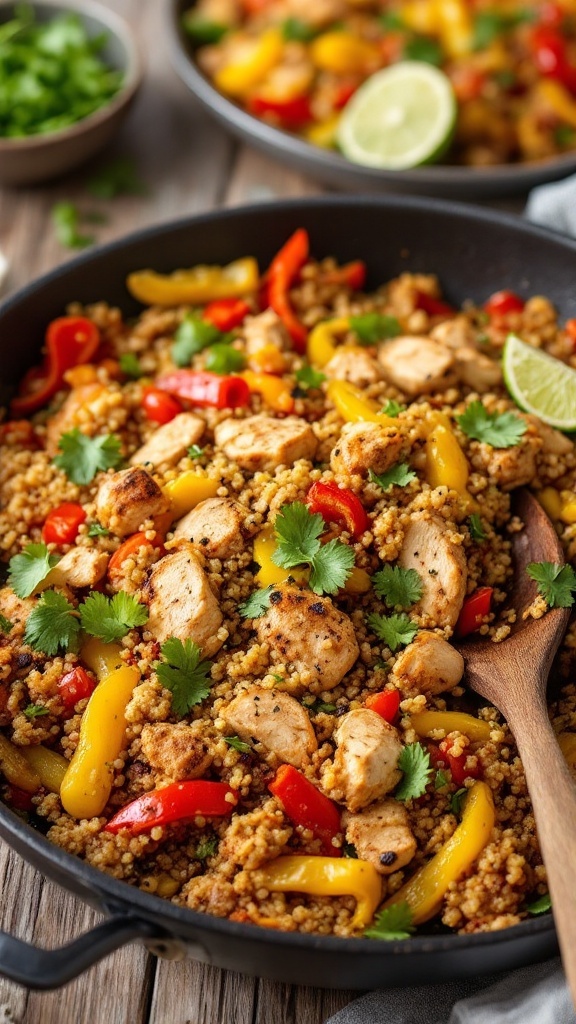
[0, 3, 526, 1020]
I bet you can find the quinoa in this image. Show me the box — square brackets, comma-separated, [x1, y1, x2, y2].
[0, 239, 575, 942]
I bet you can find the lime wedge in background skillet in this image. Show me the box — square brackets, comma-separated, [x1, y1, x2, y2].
[503, 333, 576, 431]
[337, 62, 457, 170]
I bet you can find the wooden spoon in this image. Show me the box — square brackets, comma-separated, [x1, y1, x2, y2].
[457, 488, 576, 1005]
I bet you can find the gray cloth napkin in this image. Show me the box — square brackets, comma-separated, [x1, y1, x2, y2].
[325, 957, 574, 1024]
[325, 174, 576, 1024]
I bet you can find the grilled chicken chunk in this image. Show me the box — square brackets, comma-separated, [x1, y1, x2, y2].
[324, 348, 382, 387]
[173, 497, 246, 560]
[255, 585, 359, 691]
[391, 631, 464, 697]
[399, 514, 467, 629]
[144, 544, 224, 656]
[342, 799, 416, 874]
[453, 347, 503, 392]
[96, 468, 170, 538]
[330, 421, 404, 479]
[243, 309, 289, 354]
[140, 722, 213, 781]
[222, 687, 317, 768]
[328, 709, 403, 812]
[214, 415, 318, 472]
[46, 547, 109, 589]
[130, 413, 204, 469]
[378, 337, 455, 396]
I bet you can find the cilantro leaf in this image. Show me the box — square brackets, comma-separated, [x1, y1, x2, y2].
[156, 637, 212, 717]
[281, 16, 317, 41]
[468, 513, 487, 542]
[403, 35, 442, 65]
[87, 521, 110, 537]
[295, 364, 326, 389]
[53, 428, 123, 485]
[87, 158, 147, 199]
[24, 590, 81, 655]
[381, 399, 405, 417]
[435, 769, 450, 790]
[224, 735, 251, 753]
[196, 835, 219, 860]
[182, 13, 228, 44]
[472, 10, 534, 50]
[188, 444, 205, 460]
[239, 586, 274, 619]
[80, 591, 148, 643]
[395, 742, 432, 801]
[378, 11, 405, 30]
[372, 565, 422, 609]
[272, 503, 324, 568]
[450, 788, 468, 816]
[350, 312, 401, 344]
[119, 353, 144, 379]
[367, 612, 418, 652]
[309, 538, 355, 595]
[456, 400, 527, 448]
[23, 703, 49, 719]
[8, 543, 60, 599]
[526, 893, 552, 915]
[0, 614, 13, 634]
[364, 901, 415, 941]
[172, 315, 223, 367]
[526, 562, 576, 609]
[369, 463, 417, 492]
[52, 201, 94, 249]
[303, 697, 337, 714]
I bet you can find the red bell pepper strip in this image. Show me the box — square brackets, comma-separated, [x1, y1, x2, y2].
[318, 260, 367, 290]
[307, 481, 369, 539]
[333, 81, 358, 110]
[529, 24, 576, 92]
[249, 94, 313, 126]
[155, 370, 250, 409]
[142, 388, 183, 424]
[266, 228, 309, 353]
[105, 780, 238, 835]
[41, 502, 87, 546]
[435, 738, 482, 787]
[456, 587, 493, 638]
[415, 291, 454, 317]
[5, 785, 35, 812]
[203, 298, 251, 332]
[11, 316, 100, 416]
[365, 689, 400, 724]
[108, 531, 165, 581]
[268, 764, 342, 856]
[58, 667, 96, 712]
[483, 290, 525, 318]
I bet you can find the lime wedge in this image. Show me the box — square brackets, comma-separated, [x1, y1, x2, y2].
[503, 334, 576, 431]
[337, 62, 457, 170]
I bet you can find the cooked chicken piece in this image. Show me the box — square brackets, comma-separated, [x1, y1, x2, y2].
[130, 413, 204, 469]
[399, 514, 467, 629]
[194, 0, 241, 26]
[378, 337, 455, 396]
[477, 442, 538, 492]
[221, 687, 317, 768]
[140, 722, 213, 781]
[45, 383, 109, 456]
[95, 468, 170, 537]
[330, 421, 403, 479]
[391, 631, 464, 697]
[144, 544, 224, 656]
[284, 0, 347, 26]
[526, 416, 573, 456]
[0, 588, 35, 635]
[255, 585, 359, 690]
[46, 547, 109, 590]
[342, 799, 416, 875]
[430, 315, 476, 350]
[324, 348, 382, 387]
[173, 497, 246, 560]
[329, 709, 402, 812]
[243, 309, 290, 354]
[454, 347, 502, 392]
[386, 274, 441, 317]
[214, 415, 317, 472]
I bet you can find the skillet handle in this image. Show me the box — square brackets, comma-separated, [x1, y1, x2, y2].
[0, 915, 161, 989]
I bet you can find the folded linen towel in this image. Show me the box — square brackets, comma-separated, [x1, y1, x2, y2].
[525, 172, 576, 235]
[325, 957, 575, 1024]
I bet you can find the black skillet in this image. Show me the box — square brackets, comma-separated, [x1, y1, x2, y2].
[0, 197, 572, 990]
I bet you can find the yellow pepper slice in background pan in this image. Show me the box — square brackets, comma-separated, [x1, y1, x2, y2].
[126, 257, 259, 307]
[214, 29, 284, 98]
[258, 855, 382, 929]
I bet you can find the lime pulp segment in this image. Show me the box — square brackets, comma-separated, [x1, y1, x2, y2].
[503, 333, 576, 430]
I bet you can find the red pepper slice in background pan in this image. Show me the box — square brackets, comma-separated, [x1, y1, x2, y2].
[203, 298, 251, 332]
[11, 316, 100, 416]
[484, 290, 525, 318]
[266, 228, 309, 353]
[269, 764, 342, 856]
[249, 94, 313, 126]
[307, 481, 369, 539]
[414, 291, 454, 317]
[105, 780, 238, 835]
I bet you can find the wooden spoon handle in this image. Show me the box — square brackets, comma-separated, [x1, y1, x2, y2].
[511, 708, 576, 1005]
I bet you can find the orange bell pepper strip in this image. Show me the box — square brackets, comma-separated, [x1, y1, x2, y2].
[266, 228, 309, 354]
[11, 316, 100, 416]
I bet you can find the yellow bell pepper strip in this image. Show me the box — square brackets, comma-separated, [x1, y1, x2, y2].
[253, 525, 309, 587]
[535, 79, 576, 131]
[81, 637, 123, 679]
[0, 734, 41, 794]
[326, 380, 395, 426]
[21, 745, 68, 794]
[304, 113, 340, 149]
[537, 487, 563, 521]
[559, 490, 576, 524]
[248, 344, 287, 375]
[60, 664, 140, 819]
[401, 0, 438, 34]
[257, 855, 382, 929]
[558, 732, 576, 770]
[307, 317, 351, 367]
[163, 471, 219, 520]
[310, 32, 379, 74]
[343, 566, 371, 595]
[436, 0, 473, 58]
[410, 711, 492, 743]
[425, 421, 476, 510]
[126, 257, 259, 307]
[385, 780, 495, 924]
[241, 370, 295, 413]
[214, 29, 284, 98]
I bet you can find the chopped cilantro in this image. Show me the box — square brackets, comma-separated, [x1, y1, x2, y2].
[79, 591, 148, 643]
[156, 637, 212, 717]
[456, 400, 527, 448]
[52, 202, 94, 249]
[309, 539, 355, 596]
[172, 315, 223, 367]
[24, 590, 81, 656]
[239, 586, 273, 619]
[295, 364, 327, 389]
[369, 463, 417, 491]
[0, 613, 13, 634]
[381, 399, 405, 417]
[271, 502, 354, 595]
[403, 36, 442, 65]
[182, 11, 228, 44]
[23, 703, 49, 720]
[435, 769, 450, 790]
[204, 342, 246, 375]
[119, 353, 144, 379]
[53, 428, 123, 485]
[195, 835, 219, 860]
[281, 17, 317, 41]
[526, 562, 576, 609]
[367, 612, 418, 652]
[303, 697, 337, 715]
[87, 158, 147, 199]
[271, 673, 284, 683]
[468, 513, 487, 542]
[395, 743, 432, 801]
[526, 893, 552, 915]
[372, 565, 422, 609]
[555, 125, 576, 148]
[87, 521, 110, 537]
[349, 312, 401, 344]
[8, 543, 60, 599]
[224, 735, 251, 754]
[472, 10, 534, 50]
[378, 11, 405, 30]
[342, 842, 358, 858]
[364, 901, 415, 941]
[187, 444, 205, 460]
[450, 787, 468, 816]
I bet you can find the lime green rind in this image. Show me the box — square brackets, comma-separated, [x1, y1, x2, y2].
[503, 334, 576, 432]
